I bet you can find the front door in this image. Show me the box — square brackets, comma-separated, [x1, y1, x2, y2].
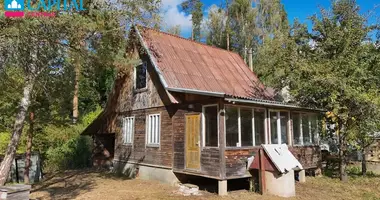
[185, 114, 201, 170]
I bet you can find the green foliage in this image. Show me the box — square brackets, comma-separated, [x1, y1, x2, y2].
[0, 132, 11, 154]
[45, 135, 93, 171]
[181, 0, 204, 41]
[41, 108, 101, 171]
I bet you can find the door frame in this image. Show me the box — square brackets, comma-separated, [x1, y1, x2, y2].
[184, 113, 201, 171]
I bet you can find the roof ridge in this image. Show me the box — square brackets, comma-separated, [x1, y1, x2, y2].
[137, 25, 242, 56]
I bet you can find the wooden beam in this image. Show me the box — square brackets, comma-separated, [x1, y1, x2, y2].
[218, 100, 226, 179]
[259, 148, 266, 195]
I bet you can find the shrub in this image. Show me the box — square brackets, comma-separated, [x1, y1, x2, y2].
[45, 135, 93, 171]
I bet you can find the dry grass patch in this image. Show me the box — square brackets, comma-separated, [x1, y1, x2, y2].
[30, 170, 380, 200]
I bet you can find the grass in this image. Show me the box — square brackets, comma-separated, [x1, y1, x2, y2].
[30, 169, 380, 200]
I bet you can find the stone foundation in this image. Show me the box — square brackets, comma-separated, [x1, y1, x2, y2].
[113, 160, 180, 186]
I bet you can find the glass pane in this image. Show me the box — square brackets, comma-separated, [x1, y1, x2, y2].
[302, 115, 311, 145]
[241, 108, 253, 146]
[226, 107, 239, 147]
[135, 63, 147, 89]
[270, 112, 278, 144]
[292, 113, 301, 145]
[157, 116, 160, 144]
[153, 115, 156, 144]
[280, 112, 289, 144]
[205, 106, 218, 147]
[126, 119, 130, 143]
[254, 109, 265, 146]
[310, 115, 317, 144]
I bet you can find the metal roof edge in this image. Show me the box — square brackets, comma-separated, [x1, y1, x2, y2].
[166, 87, 225, 97]
[225, 97, 325, 112]
[134, 26, 169, 88]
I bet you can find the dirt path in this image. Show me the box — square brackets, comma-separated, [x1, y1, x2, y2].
[30, 169, 380, 200]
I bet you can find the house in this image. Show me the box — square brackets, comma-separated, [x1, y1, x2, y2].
[82, 26, 322, 195]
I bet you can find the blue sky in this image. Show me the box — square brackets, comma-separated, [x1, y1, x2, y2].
[160, 0, 379, 38]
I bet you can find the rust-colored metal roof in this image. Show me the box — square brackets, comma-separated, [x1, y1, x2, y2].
[138, 27, 274, 100]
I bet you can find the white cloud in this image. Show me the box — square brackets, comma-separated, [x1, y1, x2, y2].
[160, 0, 192, 35]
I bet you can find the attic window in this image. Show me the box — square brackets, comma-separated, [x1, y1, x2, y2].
[134, 62, 147, 90]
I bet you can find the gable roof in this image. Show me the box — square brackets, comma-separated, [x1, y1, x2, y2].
[135, 26, 274, 101]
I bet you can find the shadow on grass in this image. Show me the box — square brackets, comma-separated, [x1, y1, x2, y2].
[30, 169, 97, 200]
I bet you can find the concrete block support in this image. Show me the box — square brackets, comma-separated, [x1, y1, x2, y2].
[298, 170, 306, 183]
[218, 180, 228, 196]
[113, 161, 180, 186]
[265, 170, 295, 197]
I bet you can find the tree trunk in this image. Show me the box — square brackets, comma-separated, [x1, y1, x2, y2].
[0, 76, 35, 186]
[72, 59, 80, 124]
[24, 112, 34, 184]
[191, 26, 194, 41]
[361, 148, 367, 176]
[339, 146, 348, 181]
[226, 0, 230, 51]
[338, 125, 348, 182]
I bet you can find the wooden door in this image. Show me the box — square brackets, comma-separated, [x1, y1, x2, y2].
[185, 114, 201, 170]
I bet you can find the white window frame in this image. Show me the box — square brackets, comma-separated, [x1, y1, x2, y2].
[268, 110, 290, 145]
[291, 112, 320, 146]
[202, 104, 219, 147]
[123, 116, 135, 144]
[134, 61, 148, 91]
[146, 113, 161, 147]
[224, 105, 267, 147]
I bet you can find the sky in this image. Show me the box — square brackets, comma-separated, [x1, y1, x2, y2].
[160, 0, 380, 38]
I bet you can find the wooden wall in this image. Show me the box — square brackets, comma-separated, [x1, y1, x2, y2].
[224, 146, 321, 178]
[289, 146, 321, 169]
[225, 148, 258, 177]
[114, 106, 173, 167]
[118, 50, 165, 113]
[171, 102, 222, 179]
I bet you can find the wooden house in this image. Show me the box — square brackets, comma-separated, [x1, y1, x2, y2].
[83, 26, 322, 195]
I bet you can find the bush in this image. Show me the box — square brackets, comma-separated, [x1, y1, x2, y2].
[45, 135, 93, 171]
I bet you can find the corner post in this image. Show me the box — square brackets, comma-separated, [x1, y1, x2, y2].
[218, 100, 227, 195]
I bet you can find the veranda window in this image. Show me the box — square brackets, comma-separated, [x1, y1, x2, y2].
[225, 106, 266, 147]
[270, 111, 289, 144]
[292, 112, 319, 145]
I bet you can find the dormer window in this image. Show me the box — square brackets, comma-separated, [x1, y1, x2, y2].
[134, 62, 147, 90]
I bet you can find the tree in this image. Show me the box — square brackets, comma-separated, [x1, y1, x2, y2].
[181, 0, 204, 41]
[228, 0, 257, 55]
[165, 25, 181, 36]
[0, 17, 65, 185]
[286, 0, 380, 181]
[0, 0, 161, 185]
[205, 5, 227, 48]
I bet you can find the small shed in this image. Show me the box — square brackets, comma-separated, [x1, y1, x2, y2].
[0, 152, 42, 184]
